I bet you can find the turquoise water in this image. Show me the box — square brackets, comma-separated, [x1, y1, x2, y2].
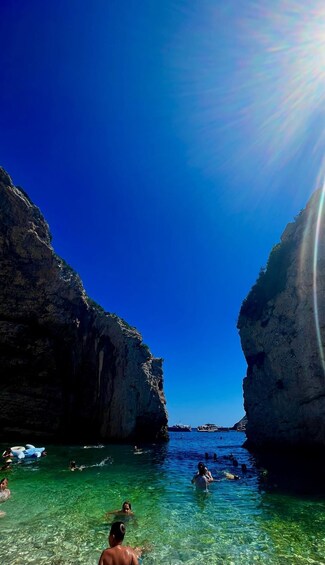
[1, 432, 325, 564]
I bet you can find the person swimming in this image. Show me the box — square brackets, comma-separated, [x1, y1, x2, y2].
[193, 462, 214, 482]
[223, 471, 240, 480]
[105, 501, 134, 520]
[69, 460, 83, 471]
[192, 465, 212, 491]
[0, 477, 10, 518]
[0, 459, 13, 472]
[0, 478, 11, 502]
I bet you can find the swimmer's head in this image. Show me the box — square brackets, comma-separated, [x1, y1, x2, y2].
[109, 521, 126, 544]
[198, 462, 204, 470]
[122, 501, 131, 512]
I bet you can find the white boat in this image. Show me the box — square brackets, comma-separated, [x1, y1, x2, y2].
[197, 423, 219, 432]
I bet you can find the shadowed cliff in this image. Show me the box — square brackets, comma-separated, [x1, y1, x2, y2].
[0, 167, 168, 443]
[238, 188, 325, 457]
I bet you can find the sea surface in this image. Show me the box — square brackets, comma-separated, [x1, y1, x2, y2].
[1, 431, 325, 565]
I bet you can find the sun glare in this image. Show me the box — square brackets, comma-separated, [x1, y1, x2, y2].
[239, 1, 325, 164]
[175, 1, 325, 181]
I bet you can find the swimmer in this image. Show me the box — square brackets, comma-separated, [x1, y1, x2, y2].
[0, 478, 11, 502]
[69, 460, 83, 471]
[192, 465, 212, 491]
[105, 501, 134, 519]
[98, 521, 142, 565]
[213, 453, 217, 461]
[0, 459, 12, 472]
[0, 478, 9, 491]
[223, 472, 240, 480]
[193, 462, 214, 482]
[2, 448, 11, 459]
[241, 463, 247, 473]
[133, 446, 143, 454]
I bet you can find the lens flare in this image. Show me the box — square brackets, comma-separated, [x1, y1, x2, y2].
[313, 177, 325, 375]
[174, 0, 325, 369]
[172, 0, 325, 182]
[298, 161, 325, 377]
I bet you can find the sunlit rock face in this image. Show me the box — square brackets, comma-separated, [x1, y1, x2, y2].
[238, 189, 325, 453]
[0, 167, 168, 443]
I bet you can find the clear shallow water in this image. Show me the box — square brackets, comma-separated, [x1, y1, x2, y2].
[1, 432, 325, 565]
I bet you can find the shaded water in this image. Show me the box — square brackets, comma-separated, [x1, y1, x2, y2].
[1, 432, 325, 564]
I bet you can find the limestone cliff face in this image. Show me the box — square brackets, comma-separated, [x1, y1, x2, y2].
[0, 167, 168, 442]
[238, 189, 325, 453]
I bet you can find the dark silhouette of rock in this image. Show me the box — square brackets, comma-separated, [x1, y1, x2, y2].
[238, 189, 325, 456]
[0, 167, 168, 443]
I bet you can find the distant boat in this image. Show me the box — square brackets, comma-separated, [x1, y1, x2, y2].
[168, 424, 191, 432]
[197, 423, 219, 432]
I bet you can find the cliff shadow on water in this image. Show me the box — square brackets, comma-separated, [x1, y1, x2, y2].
[245, 443, 325, 496]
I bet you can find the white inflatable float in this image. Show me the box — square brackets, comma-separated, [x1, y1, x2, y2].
[10, 446, 25, 459]
[10, 444, 45, 459]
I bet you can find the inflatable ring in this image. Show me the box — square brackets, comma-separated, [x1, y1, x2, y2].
[11, 446, 26, 459]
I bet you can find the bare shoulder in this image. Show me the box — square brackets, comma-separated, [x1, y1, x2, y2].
[98, 548, 113, 565]
[124, 546, 139, 564]
[125, 547, 139, 565]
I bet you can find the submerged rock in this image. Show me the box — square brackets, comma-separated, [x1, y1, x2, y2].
[0, 167, 168, 443]
[238, 189, 325, 456]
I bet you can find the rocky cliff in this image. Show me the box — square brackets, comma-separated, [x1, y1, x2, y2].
[238, 189, 325, 454]
[0, 167, 168, 443]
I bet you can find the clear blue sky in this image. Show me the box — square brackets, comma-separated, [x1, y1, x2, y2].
[1, 1, 324, 426]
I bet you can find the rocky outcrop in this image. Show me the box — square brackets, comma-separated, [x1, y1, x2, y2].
[238, 189, 325, 454]
[232, 415, 247, 431]
[0, 167, 168, 443]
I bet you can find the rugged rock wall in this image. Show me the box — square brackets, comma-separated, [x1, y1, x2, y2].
[0, 167, 168, 443]
[238, 189, 325, 453]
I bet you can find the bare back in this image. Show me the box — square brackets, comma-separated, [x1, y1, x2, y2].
[98, 544, 138, 565]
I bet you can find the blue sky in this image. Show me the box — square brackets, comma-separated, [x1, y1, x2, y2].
[1, 1, 324, 426]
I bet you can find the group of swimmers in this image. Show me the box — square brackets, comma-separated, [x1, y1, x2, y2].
[99, 456, 248, 564]
[191, 456, 249, 490]
[1, 444, 249, 562]
[99, 501, 148, 564]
